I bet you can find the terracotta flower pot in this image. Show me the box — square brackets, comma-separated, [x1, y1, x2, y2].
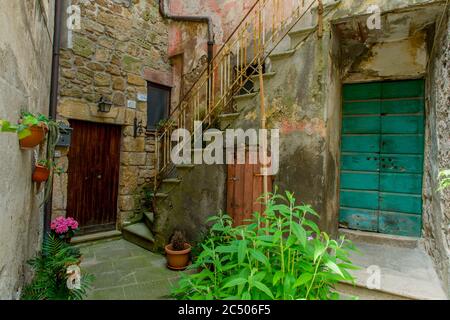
[32, 165, 50, 183]
[19, 125, 47, 149]
[165, 243, 191, 270]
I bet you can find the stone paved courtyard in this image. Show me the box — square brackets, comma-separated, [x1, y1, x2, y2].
[77, 238, 184, 300]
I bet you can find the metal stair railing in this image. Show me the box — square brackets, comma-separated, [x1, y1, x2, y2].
[154, 0, 323, 188]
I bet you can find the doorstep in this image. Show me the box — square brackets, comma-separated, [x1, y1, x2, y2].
[337, 229, 448, 300]
[71, 230, 122, 245]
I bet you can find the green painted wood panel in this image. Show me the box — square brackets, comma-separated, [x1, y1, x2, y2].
[380, 193, 422, 215]
[380, 173, 423, 194]
[340, 80, 425, 237]
[380, 154, 423, 174]
[343, 83, 381, 101]
[341, 171, 379, 190]
[382, 99, 424, 114]
[340, 190, 379, 210]
[382, 115, 424, 134]
[381, 135, 424, 154]
[342, 135, 380, 153]
[340, 208, 378, 232]
[341, 153, 380, 172]
[343, 101, 381, 115]
[343, 116, 380, 134]
[379, 212, 422, 237]
[382, 80, 424, 99]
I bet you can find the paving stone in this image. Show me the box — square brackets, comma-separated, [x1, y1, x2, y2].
[77, 238, 180, 300]
[81, 260, 114, 274]
[94, 248, 134, 261]
[122, 280, 173, 300]
[133, 266, 176, 283]
[91, 270, 137, 289]
[112, 256, 155, 272]
[88, 287, 125, 300]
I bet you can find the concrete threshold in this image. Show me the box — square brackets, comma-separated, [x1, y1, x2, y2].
[339, 235, 448, 300]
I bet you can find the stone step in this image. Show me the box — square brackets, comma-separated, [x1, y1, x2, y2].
[267, 49, 297, 71]
[162, 178, 182, 185]
[269, 49, 296, 61]
[250, 72, 277, 92]
[175, 164, 195, 170]
[338, 239, 448, 300]
[339, 228, 420, 249]
[218, 113, 241, 130]
[122, 222, 155, 251]
[288, 25, 317, 49]
[160, 178, 182, 193]
[233, 92, 258, 102]
[233, 92, 258, 112]
[143, 212, 154, 230]
[155, 192, 168, 199]
[71, 230, 122, 245]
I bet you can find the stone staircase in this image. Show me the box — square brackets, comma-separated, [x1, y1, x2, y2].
[114, 0, 450, 300]
[122, 0, 341, 253]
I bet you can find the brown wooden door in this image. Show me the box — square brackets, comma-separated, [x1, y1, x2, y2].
[227, 153, 274, 226]
[67, 120, 121, 235]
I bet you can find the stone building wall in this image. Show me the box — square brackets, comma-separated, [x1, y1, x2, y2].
[0, 0, 55, 299]
[423, 12, 450, 295]
[54, 0, 172, 226]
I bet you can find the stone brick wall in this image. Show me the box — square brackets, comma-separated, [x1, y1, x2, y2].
[0, 0, 55, 299]
[423, 13, 450, 296]
[54, 0, 171, 226]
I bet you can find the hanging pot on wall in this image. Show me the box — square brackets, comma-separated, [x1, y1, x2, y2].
[20, 125, 47, 149]
[32, 164, 50, 183]
[165, 243, 192, 270]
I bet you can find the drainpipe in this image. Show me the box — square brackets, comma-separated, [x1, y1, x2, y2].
[44, 0, 63, 240]
[159, 0, 215, 64]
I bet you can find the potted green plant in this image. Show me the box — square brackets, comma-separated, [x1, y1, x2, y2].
[0, 112, 50, 149]
[165, 230, 192, 270]
[32, 160, 51, 183]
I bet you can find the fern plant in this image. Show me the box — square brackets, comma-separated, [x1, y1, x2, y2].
[172, 190, 358, 300]
[21, 234, 94, 300]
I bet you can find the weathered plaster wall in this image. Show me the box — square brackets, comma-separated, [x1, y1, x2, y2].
[153, 164, 227, 248]
[0, 0, 55, 299]
[423, 12, 450, 296]
[54, 0, 171, 226]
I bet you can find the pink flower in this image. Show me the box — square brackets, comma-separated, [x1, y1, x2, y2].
[50, 216, 79, 235]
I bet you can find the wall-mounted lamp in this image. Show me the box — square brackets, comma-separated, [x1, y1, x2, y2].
[98, 96, 113, 113]
[134, 116, 146, 138]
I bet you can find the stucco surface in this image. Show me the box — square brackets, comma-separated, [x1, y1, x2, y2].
[423, 12, 450, 296]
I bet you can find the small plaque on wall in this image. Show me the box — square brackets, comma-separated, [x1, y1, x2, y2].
[137, 93, 147, 102]
[127, 100, 136, 109]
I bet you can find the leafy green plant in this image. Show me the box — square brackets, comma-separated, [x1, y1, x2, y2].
[134, 184, 155, 217]
[438, 170, 450, 191]
[0, 111, 50, 139]
[172, 190, 358, 300]
[21, 234, 94, 300]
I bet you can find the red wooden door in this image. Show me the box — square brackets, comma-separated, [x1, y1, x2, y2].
[67, 120, 121, 235]
[227, 153, 274, 226]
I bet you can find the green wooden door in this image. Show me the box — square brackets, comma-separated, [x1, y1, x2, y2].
[339, 80, 425, 237]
